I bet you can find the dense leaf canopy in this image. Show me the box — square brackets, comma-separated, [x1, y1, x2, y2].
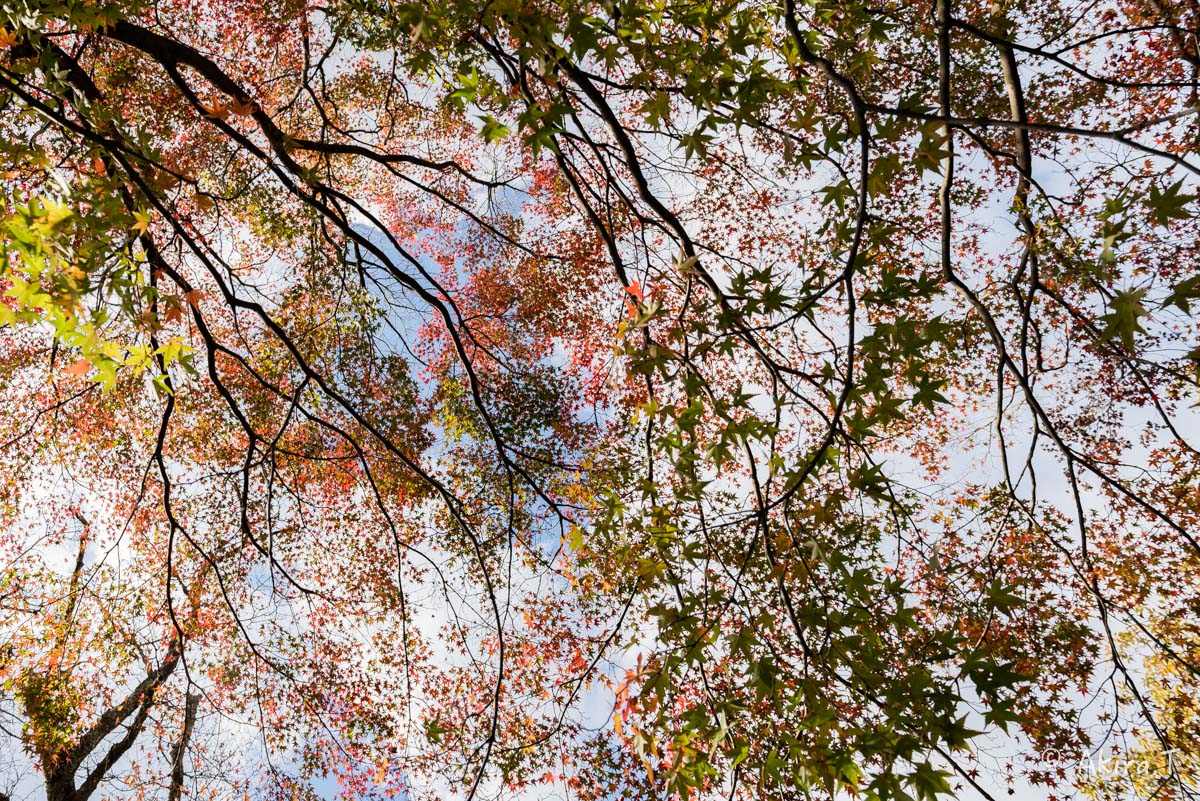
[0, 0, 1197, 800]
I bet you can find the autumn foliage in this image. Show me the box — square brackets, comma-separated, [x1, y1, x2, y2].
[0, 0, 1198, 799]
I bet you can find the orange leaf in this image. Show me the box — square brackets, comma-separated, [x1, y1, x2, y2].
[228, 98, 258, 117]
[65, 358, 92, 377]
[201, 102, 230, 121]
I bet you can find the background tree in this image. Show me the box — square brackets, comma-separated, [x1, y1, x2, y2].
[0, 0, 1197, 799]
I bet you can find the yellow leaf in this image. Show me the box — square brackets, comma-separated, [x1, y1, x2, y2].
[40, 200, 73, 228]
[131, 211, 151, 236]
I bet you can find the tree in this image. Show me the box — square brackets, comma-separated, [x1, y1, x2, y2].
[0, 0, 1197, 799]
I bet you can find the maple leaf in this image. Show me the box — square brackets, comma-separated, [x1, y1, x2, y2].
[3, 5, 1200, 801]
[478, 114, 511, 143]
[1098, 289, 1150, 352]
[64, 358, 91, 377]
[1162, 275, 1200, 314]
[1145, 180, 1196, 227]
[200, 101, 230, 121]
[227, 98, 258, 117]
[131, 210, 151, 236]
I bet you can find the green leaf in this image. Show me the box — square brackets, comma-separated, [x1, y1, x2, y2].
[909, 761, 952, 801]
[986, 579, 1024, 616]
[477, 114, 511, 143]
[1145, 179, 1195, 227]
[1097, 289, 1149, 351]
[425, 718, 448, 744]
[1163, 275, 1200, 314]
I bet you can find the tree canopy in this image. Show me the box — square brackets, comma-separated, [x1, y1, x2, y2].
[0, 0, 1198, 799]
